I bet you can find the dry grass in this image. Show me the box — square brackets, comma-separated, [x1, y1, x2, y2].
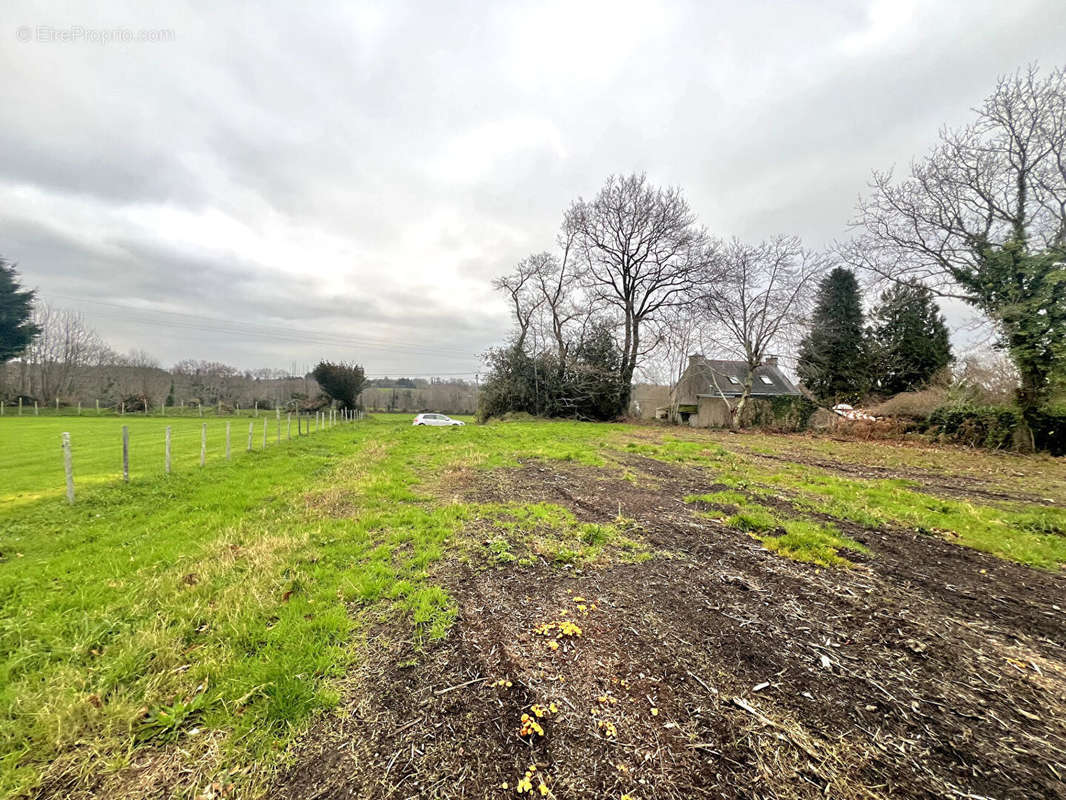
[866, 387, 948, 419]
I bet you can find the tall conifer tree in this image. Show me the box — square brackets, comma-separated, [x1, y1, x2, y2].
[0, 256, 39, 364]
[797, 267, 869, 402]
[870, 282, 952, 394]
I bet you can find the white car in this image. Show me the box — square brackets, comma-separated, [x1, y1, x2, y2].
[412, 413, 465, 427]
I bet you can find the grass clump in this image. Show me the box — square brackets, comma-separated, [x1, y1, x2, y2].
[684, 490, 749, 507]
[757, 520, 869, 568]
[475, 503, 649, 567]
[727, 507, 780, 532]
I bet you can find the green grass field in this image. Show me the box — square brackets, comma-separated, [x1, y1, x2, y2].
[0, 414, 327, 507]
[1, 415, 1063, 799]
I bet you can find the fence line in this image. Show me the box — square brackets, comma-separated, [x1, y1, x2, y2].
[0, 400, 369, 419]
[50, 412, 363, 504]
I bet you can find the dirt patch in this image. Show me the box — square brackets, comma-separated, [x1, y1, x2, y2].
[274, 457, 1066, 799]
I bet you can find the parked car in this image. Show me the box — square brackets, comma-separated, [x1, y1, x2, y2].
[412, 413, 465, 427]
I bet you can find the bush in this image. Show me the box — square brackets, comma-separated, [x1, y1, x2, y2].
[478, 325, 624, 423]
[1024, 406, 1066, 457]
[744, 396, 819, 431]
[928, 404, 1023, 451]
[925, 403, 1066, 454]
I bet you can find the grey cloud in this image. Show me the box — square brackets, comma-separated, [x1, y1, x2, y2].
[2, 0, 1064, 373]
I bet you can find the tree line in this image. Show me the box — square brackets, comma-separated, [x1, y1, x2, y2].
[0, 282, 470, 412]
[484, 64, 1066, 423]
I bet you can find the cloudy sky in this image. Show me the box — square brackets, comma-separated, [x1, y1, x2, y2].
[3, 1, 1065, 378]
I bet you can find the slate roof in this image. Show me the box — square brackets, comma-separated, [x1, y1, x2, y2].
[685, 357, 800, 398]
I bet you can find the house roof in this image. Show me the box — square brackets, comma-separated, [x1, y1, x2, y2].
[684, 357, 800, 398]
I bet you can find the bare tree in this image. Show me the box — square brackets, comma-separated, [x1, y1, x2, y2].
[531, 229, 591, 372]
[639, 303, 709, 386]
[492, 255, 548, 352]
[22, 303, 107, 401]
[845, 64, 1066, 409]
[565, 173, 718, 414]
[700, 237, 826, 427]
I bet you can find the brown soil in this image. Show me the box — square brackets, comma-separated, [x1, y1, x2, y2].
[275, 457, 1066, 800]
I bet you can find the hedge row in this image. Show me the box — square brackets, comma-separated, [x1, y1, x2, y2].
[926, 404, 1066, 456]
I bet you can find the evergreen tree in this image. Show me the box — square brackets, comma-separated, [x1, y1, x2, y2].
[797, 267, 870, 403]
[0, 256, 39, 364]
[311, 361, 366, 409]
[870, 282, 952, 395]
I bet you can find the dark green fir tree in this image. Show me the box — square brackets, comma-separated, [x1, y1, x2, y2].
[797, 267, 870, 403]
[870, 282, 952, 395]
[0, 256, 39, 364]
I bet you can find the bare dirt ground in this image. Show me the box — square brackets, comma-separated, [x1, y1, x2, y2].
[276, 454, 1066, 800]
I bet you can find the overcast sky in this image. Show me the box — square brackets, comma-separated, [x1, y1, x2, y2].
[3, 1, 1065, 377]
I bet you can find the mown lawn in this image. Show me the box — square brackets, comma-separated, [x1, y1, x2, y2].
[1, 416, 1063, 799]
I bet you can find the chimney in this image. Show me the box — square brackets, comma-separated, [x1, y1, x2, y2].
[763, 356, 778, 367]
[688, 353, 702, 367]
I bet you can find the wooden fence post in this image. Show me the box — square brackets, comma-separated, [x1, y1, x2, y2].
[226, 422, 232, 460]
[62, 432, 74, 504]
[200, 423, 207, 467]
[254, 401, 258, 418]
[247, 421, 253, 451]
[96, 398, 100, 415]
[262, 419, 267, 449]
[165, 426, 172, 474]
[276, 417, 281, 444]
[122, 426, 130, 483]
[19, 397, 23, 416]
[287, 413, 291, 440]
[199, 403, 203, 418]
[35, 401, 39, 416]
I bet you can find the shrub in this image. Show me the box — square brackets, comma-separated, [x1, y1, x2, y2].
[1024, 406, 1066, 457]
[928, 404, 1023, 451]
[741, 396, 818, 431]
[924, 403, 1066, 453]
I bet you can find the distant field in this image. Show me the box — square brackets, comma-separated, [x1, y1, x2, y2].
[0, 414, 322, 506]
[1, 416, 1064, 799]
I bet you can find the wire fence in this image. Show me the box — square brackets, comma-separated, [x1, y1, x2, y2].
[0, 398, 329, 418]
[0, 409, 364, 505]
